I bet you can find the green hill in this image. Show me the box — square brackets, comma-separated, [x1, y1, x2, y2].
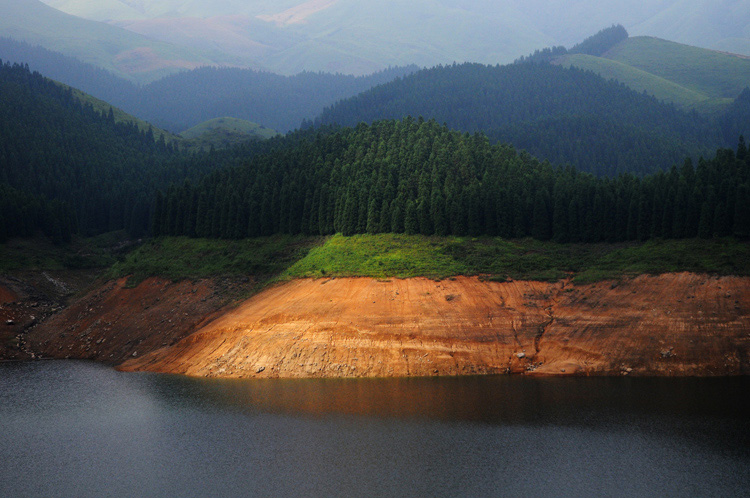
[315, 62, 719, 176]
[181, 117, 278, 144]
[555, 36, 750, 113]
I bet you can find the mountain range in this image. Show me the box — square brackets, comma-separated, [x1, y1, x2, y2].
[1, 0, 747, 82]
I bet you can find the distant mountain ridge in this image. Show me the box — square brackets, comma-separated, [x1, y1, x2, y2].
[0, 37, 418, 133]
[17, 0, 750, 78]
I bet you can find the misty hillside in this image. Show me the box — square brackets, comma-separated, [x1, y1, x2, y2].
[0, 38, 418, 133]
[14, 0, 750, 79]
[130, 65, 419, 133]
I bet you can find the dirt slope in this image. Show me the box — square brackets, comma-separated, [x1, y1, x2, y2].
[27, 277, 256, 364]
[1, 271, 98, 360]
[119, 274, 750, 378]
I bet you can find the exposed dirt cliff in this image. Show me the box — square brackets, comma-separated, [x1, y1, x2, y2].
[111, 273, 750, 378]
[27, 276, 258, 364]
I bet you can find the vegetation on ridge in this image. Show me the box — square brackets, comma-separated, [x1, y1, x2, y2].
[106, 234, 750, 285]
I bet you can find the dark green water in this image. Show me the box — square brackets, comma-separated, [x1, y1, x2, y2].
[1, 361, 748, 498]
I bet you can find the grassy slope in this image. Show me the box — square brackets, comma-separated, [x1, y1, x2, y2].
[604, 37, 750, 105]
[0, 231, 135, 272]
[106, 234, 750, 286]
[555, 36, 750, 114]
[106, 236, 321, 284]
[553, 53, 708, 110]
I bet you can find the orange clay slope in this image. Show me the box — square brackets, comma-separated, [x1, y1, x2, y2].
[120, 274, 750, 378]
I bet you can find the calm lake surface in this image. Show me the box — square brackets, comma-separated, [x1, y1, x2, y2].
[1, 361, 748, 498]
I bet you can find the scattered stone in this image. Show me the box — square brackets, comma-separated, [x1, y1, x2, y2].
[5, 319, 14, 325]
[515, 352, 526, 359]
[660, 348, 675, 359]
[256, 366, 265, 373]
[131, 351, 138, 357]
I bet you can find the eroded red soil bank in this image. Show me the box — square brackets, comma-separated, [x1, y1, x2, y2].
[109, 273, 749, 378]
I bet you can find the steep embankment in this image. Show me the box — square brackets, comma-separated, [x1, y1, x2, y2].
[110, 273, 749, 378]
[28, 276, 257, 364]
[1, 270, 99, 360]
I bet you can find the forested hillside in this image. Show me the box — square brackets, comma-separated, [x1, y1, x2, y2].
[0, 62, 210, 241]
[315, 62, 720, 175]
[721, 89, 750, 144]
[569, 24, 629, 56]
[3, 54, 747, 248]
[154, 118, 750, 243]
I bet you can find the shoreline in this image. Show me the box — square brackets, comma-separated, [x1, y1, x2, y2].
[4, 273, 749, 379]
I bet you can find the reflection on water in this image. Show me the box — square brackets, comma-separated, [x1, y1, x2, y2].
[146, 370, 749, 427]
[1, 361, 748, 498]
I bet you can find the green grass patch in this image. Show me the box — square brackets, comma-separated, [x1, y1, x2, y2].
[15, 234, 746, 287]
[282, 234, 750, 283]
[282, 234, 468, 279]
[554, 53, 712, 111]
[605, 37, 750, 103]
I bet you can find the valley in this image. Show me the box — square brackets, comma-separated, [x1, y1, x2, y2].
[1, 4, 748, 496]
[0, 17, 748, 382]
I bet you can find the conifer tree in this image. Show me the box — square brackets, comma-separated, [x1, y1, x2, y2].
[404, 200, 419, 235]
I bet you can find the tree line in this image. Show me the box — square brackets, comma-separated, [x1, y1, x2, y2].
[153, 118, 750, 242]
[515, 24, 628, 64]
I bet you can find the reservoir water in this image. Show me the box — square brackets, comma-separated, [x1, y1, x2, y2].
[1, 361, 748, 498]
